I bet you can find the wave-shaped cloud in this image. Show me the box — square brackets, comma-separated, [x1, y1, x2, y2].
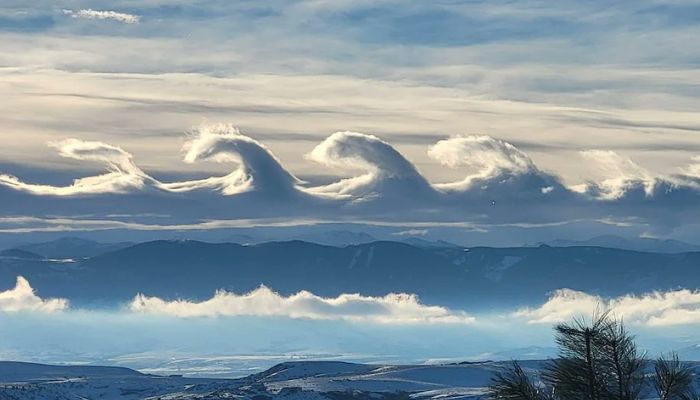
[1, 124, 699, 228]
[574, 150, 659, 200]
[427, 135, 566, 203]
[307, 131, 435, 202]
[0, 139, 153, 196]
[429, 136, 538, 189]
[515, 288, 700, 327]
[129, 285, 474, 324]
[0, 276, 68, 313]
[161, 124, 302, 196]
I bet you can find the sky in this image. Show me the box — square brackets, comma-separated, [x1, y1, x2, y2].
[1, 0, 700, 238]
[4, 275, 700, 377]
[2, 2, 700, 373]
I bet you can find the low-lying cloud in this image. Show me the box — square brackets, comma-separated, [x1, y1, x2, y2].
[515, 288, 700, 327]
[7, 274, 700, 329]
[0, 276, 68, 313]
[129, 285, 474, 324]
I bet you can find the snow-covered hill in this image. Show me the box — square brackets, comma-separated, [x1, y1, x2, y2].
[0, 360, 542, 400]
[2, 359, 699, 399]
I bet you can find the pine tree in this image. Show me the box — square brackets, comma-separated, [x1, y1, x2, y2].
[488, 313, 650, 400]
[543, 311, 612, 400]
[489, 361, 550, 400]
[599, 318, 646, 400]
[653, 352, 696, 400]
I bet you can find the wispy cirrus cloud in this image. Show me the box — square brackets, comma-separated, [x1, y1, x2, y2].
[62, 9, 140, 24]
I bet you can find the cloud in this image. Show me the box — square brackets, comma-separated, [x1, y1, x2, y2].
[0, 276, 68, 313]
[0, 128, 698, 229]
[0, 139, 153, 196]
[392, 229, 428, 236]
[306, 131, 435, 201]
[62, 9, 140, 24]
[428, 135, 548, 191]
[430, 136, 537, 178]
[575, 150, 659, 200]
[515, 288, 700, 327]
[161, 123, 302, 196]
[426, 136, 569, 207]
[681, 155, 700, 184]
[129, 285, 474, 324]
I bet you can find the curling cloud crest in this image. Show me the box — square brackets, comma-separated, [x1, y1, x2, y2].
[0, 139, 152, 196]
[129, 285, 474, 324]
[428, 136, 543, 191]
[1, 124, 699, 227]
[307, 131, 434, 200]
[575, 150, 659, 200]
[515, 288, 700, 327]
[0, 277, 68, 313]
[162, 124, 301, 196]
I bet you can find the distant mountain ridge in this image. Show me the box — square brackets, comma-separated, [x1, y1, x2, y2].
[12, 237, 134, 259]
[4, 239, 700, 308]
[532, 235, 700, 253]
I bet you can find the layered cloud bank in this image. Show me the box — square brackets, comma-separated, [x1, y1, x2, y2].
[516, 288, 700, 327]
[7, 275, 700, 329]
[1, 124, 700, 230]
[0, 276, 68, 313]
[130, 286, 474, 324]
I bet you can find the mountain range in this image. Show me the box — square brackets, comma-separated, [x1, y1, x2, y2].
[3, 239, 700, 308]
[533, 235, 700, 253]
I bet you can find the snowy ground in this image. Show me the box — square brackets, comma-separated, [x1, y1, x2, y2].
[0, 359, 694, 399]
[0, 360, 539, 399]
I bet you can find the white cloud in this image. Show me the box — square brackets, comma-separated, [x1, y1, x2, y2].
[0, 128, 699, 228]
[428, 135, 538, 190]
[307, 131, 434, 200]
[393, 229, 428, 236]
[129, 285, 474, 324]
[162, 123, 301, 196]
[577, 150, 659, 199]
[0, 139, 152, 196]
[681, 155, 700, 181]
[514, 289, 603, 324]
[62, 9, 140, 24]
[515, 288, 700, 327]
[0, 276, 68, 313]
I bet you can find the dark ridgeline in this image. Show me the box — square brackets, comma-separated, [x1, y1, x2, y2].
[2, 239, 700, 307]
